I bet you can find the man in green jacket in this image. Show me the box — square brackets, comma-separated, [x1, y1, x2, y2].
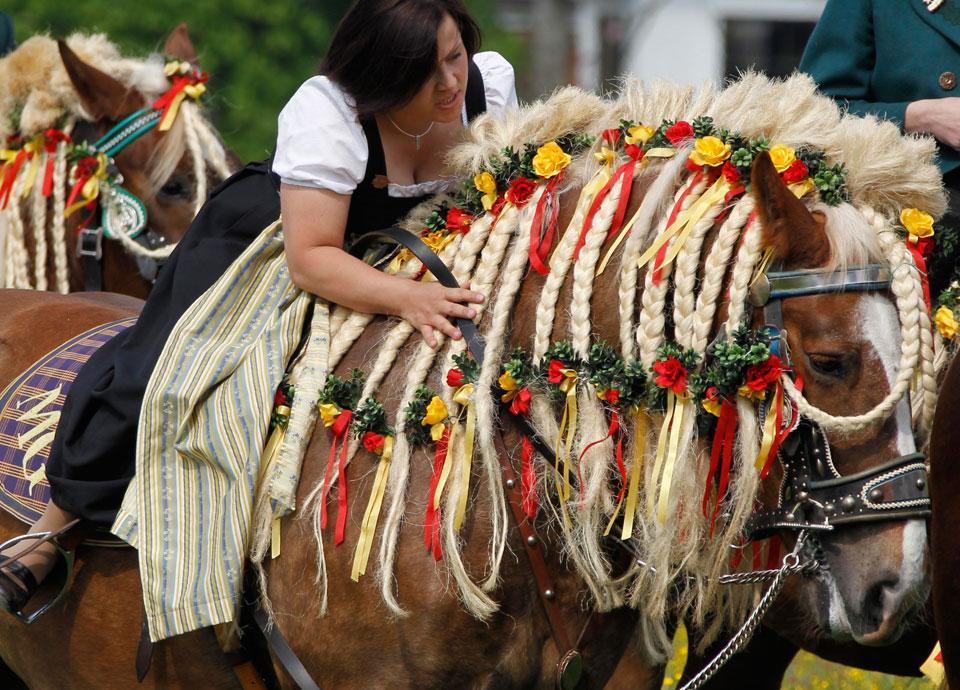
[0, 13, 14, 57]
[801, 0, 960, 291]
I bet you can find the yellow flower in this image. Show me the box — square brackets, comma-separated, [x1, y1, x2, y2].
[688, 136, 732, 168]
[532, 141, 572, 178]
[625, 124, 655, 146]
[422, 396, 449, 426]
[788, 178, 815, 199]
[318, 403, 341, 427]
[737, 384, 766, 402]
[595, 146, 616, 167]
[474, 171, 498, 211]
[499, 370, 518, 402]
[421, 230, 456, 254]
[900, 207, 935, 240]
[702, 395, 721, 418]
[935, 305, 958, 339]
[768, 144, 796, 173]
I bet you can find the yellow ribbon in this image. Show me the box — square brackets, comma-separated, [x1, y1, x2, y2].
[158, 82, 207, 132]
[595, 158, 650, 276]
[452, 384, 476, 530]
[920, 642, 945, 686]
[754, 381, 784, 473]
[749, 247, 776, 290]
[271, 517, 282, 559]
[636, 175, 730, 274]
[644, 147, 677, 159]
[604, 409, 647, 538]
[657, 394, 688, 523]
[260, 404, 291, 559]
[553, 369, 578, 528]
[19, 136, 42, 199]
[647, 393, 675, 517]
[433, 421, 457, 511]
[351, 435, 394, 581]
[65, 153, 110, 217]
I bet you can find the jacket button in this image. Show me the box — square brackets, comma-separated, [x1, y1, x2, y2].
[940, 71, 957, 90]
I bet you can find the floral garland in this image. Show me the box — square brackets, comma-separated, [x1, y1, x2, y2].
[445, 352, 481, 527]
[317, 370, 364, 545]
[351, 395, 395, 581]
[403, 385, 451, 559]
[0, 128, 74, 210]
[389, 199, 478, 274]
[498, 348, 538, 517]
[936, 281, 960, 341]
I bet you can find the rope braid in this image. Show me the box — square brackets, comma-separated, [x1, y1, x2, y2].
[180, 102, 209, 216]
[185, 103, 234, 180]
[30, 163, 49, 291]
[781, 206, 923, 434]
[5, 171, 31, 289]
[51, 141, 70, 293]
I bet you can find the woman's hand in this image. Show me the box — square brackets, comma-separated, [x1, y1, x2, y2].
[397, 281, 485, 349]
[906, 98, 960, 149]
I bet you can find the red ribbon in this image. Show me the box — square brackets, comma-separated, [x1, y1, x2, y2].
[759, 383, 794, 481]
[703, 399, 737, 537]
[0, 149, 28, 210]
[573, 160, 638, 260]
[906, 239, 933, 314]
[520, 436, 538, 519]
[320, 409, 352, 545]
[152, 71, 209, 117]
[41, 129, 71, 198]
[765, 535, 782, 570]
[576, 409, 621, 503]
[652, 169, 705, 285]
[528, 173, 564, 275]
[424, 426, 450, 561]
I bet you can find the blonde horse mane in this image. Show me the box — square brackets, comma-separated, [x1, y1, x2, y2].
[0, 32, 234, 292]
[264, 72, 944, 659]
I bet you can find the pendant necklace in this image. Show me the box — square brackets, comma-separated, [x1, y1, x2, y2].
[925, 0, 944, 12]
[386, 114, 435, 151]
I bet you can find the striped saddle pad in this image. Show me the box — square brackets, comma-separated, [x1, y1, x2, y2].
[0, 317, 136, 526]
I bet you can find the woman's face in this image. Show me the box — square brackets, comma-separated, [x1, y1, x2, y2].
[406, 13, 469, 124]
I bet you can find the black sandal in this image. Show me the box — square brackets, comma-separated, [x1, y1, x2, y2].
[0, 532, 76, 624]
[0, 559, 37, 614]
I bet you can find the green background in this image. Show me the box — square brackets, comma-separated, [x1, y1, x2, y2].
[5, 1, 525, 161]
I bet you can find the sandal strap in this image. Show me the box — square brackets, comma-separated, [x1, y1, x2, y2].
[0, 559, 37, 593]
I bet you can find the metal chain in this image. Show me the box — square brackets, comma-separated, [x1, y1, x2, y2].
[678, 530, 811, 690]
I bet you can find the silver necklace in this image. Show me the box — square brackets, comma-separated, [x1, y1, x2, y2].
[386, 114, 435, 151]
[925, 0, 945, 12]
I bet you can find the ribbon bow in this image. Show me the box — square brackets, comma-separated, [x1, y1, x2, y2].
[154, 61, 209, 132]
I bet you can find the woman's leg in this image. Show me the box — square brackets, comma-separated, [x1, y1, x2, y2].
[0, 501, 76, 609]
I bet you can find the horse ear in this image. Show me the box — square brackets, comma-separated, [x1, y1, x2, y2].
[58, 40, 143, 122]
[163, 23, 198, 65]
[751, 151, 831, 268]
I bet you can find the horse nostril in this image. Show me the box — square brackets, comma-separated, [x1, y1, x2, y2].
[861, 579, 898, 631]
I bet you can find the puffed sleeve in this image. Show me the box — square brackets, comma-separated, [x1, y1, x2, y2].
[273, 75, 368, 194]
[472, 51, 519, 115]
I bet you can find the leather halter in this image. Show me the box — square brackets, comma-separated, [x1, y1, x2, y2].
[745, 262, 932, 538]
[71, 113, 173, 291]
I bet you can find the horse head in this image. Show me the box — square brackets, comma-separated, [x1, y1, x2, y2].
[750, 151, 928, 646]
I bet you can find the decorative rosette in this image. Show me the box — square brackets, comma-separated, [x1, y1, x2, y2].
[154, 58, 209, 131]
[350, 396, 395, 581]
[498, 348, 538, 518]
[936, 281, 960, 341]
[317, 370, 364, 546]
[899, 207, 937, 311]
[0, 129, 71, 209]
[404, 386, 452, 559]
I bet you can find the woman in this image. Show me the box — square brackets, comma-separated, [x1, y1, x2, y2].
[0, 0, 516, 617]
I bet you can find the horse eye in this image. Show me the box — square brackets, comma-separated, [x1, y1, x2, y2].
[159, 178, 190, 199]
[807, 353, 848, 379]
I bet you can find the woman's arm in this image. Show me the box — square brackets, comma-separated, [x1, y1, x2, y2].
[281, 183, 483, 348]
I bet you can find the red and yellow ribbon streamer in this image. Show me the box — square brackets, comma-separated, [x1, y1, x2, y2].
[573, 158, 639, 260]
[153, 63, 209, 132]
[703, 398, 737, 537]
[424, 426, 451, 561]
[528, 172, 565, 275]
[350, 436, 394, 581]
[42, 129, 71, 198]
[65, 153, 110, 218]
[453, 383, 476, 530]
[552, 367, 578, 528]
[647, 392, 688, 523]
[318, 406, 353, 545]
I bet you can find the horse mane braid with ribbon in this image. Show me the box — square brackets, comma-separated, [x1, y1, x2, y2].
[0, 32, 233, 292]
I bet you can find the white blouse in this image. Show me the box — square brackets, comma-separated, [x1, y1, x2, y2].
[273, 51, 518, 197]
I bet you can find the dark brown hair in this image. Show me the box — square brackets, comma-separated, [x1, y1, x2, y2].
[320, 0, 482, 118]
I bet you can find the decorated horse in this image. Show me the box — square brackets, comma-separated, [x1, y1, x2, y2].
[0, 25, 237, 297]
[0, 73, 945, 688]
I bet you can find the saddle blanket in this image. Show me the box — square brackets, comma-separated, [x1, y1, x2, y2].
[0, 317, 136, 525]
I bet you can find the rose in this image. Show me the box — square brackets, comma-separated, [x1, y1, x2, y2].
[532, 141, 572, 178]
[362, 431, 386, 454]
[652, 356, 688, 394]
[509, 387, 532, 416]
[665, 121, 694, 146]
[73, 156, 99, 180]
[506, 177, 537, 207]
[701, 386, 722, 417]
[935, 305, 958, 339]
[624, 144, 644, 161]
[901, 208, 935, 240]
[445, 208, 473, 234]
[688, 136, 732, 168]
[274, 388, 288, 408]
[421, 230, 456, 253]
[781, 159, 809, 184]
[768, 144, 796, 173]
[602, 128, 622, 147]
[318, 402, 341, 428]
[744, 354, 784, 393]
[602, 388, 620, 405]
[721, 161, 741, 186]
[625, 124, 655, 146]
[422, 396, 449, 426]
[446, 368, 465, 388]
[474, 171, 498, 211]
[547, 358, 566, 384]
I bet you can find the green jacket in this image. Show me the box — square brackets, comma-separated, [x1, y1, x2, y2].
[800, 0, 960, 173]
[0, 13, 13, 57]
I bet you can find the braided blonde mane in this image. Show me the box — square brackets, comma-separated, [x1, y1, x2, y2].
[0, 33, 234, 291]
[285, 73, 945, 656]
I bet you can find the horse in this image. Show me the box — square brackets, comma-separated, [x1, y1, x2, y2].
[0, 24, 237, 298]
[0, 74, 942, 688]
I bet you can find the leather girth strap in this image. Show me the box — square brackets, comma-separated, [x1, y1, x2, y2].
[352, 226, 585, 688]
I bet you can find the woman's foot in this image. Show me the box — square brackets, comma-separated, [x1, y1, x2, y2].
[0, 540, 57, 613]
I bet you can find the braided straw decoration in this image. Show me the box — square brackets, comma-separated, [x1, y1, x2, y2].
[780, 207, 924, 434]
[5, 171, 31, 289]
[186, 104, 235, 181]
[181, 102, 208, 217]
[30, 163, 49, 291]
[51, 142, 70, 293]
[721, 217, 765, 334]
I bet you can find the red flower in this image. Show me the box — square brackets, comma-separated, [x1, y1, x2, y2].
[509, 387, 532, 416]
[603, 388, 620, 404]
[624, 144, 644, 161]
[602, 128, 622, 147]
[490, 196, 507, 217]
[744, 354, 784, 392]
[362, 431, 386, 453]
[665, 121, 694, 146]
[273, 388, 288, 407]
[653, 356, 688, 394]
[446, 368, 464, 388]
[74, 156, 99, 179]
[547, 358, 566, 384]
[446, 208, 473, 234]
[506, 177, 537, 208]
[722, 161, 741, 185]
[781, 159, 809, 184]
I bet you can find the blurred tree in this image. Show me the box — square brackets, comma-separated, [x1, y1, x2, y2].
[6, 0, 524, 162]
